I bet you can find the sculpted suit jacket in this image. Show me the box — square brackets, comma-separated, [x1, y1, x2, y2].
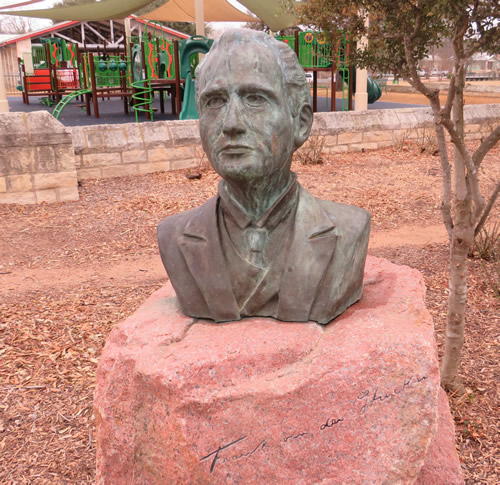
[157, 184, 371, 324]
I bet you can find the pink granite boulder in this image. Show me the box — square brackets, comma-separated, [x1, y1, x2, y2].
[95, 256, 463, 484]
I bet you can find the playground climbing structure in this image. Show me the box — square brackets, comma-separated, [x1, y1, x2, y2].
[276, 31, 383, 111]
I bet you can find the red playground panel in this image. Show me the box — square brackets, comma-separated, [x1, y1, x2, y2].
[26, 69, 52, 92]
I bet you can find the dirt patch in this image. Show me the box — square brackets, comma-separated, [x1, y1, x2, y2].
[0, 141, 499, 483]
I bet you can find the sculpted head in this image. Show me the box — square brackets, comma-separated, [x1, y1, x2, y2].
[195, 29, 313, 187]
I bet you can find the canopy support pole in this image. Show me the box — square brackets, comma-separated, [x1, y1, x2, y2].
[195, 0, 205, 36]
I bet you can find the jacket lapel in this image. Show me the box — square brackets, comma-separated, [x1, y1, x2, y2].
[178, 197, 240, 322]
[277, 188, 337, 321]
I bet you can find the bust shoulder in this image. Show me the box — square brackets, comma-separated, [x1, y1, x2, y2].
[319, 199, 371, 236]
[157, 196, 217, 243]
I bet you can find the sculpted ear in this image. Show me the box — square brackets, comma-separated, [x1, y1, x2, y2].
[294, 103, 313, 149]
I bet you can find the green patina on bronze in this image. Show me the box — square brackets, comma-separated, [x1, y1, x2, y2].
[158, 29, 371, 324]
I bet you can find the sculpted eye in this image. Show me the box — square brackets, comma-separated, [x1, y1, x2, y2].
[244, 94, 267, 107]
[205, 96, 226, 109]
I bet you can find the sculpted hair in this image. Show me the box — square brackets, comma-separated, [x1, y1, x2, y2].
[195, 29, 310, 116]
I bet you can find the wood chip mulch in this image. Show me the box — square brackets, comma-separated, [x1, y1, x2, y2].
[0, 141, 498, 484]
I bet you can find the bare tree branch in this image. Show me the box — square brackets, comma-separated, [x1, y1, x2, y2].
[474, 182, 499, 236]
[473, 124, 500, 168]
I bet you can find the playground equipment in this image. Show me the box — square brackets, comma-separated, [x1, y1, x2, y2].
[16, 28, 380, 122]
[18, 38, 80, 105]
[130, 22, 187, 122]
[51, 50, 132, 119]
[276, 31, 383, 111]
[179, 35, 213, 120]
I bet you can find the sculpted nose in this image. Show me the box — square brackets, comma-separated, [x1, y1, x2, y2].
[222, 97, 245, 137]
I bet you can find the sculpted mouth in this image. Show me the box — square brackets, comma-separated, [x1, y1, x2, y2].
[219, 144, 252, 155]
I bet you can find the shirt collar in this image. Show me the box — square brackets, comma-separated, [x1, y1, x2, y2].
[218, 173, 299, 231]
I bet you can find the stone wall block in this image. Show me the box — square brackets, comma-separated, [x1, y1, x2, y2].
[54, 145, 77, 171]
[376, 110, 404, 131]
[322, 135, 338, 146]
[123, 124, 145, 150]
[141, 122, 172, 149]
[325, 145, 349, 154]
[310, 114, 327, 135]
[57, 186, 80, 202]
[395, 109, 420, 129]
[35, 189, 58, 204]
[168, 120, 200, 146]
[412, 108, 434, 127]
[0, 176, 6, 193]
[6, 174, 33, 192]
[72, 126, 88, 155]
[147, 147, 168, 163]
[0, 112, 29, 147]
[337, 131, 363, 145]
[122, 149, 147, 165]
[101, 127, 128, 152]
[82, 152, 122, 167]
[101, 164, 139, 178]
[148, 146, 196, 162]
[85, 130, 105, 152]
[0, 147, 35, 175]
[170, 158, 197, 171]
[77, 167, 102, 179]
[35, 146, 57, 172]
[315, 112, 355, 134]
[351, 111, 381, 131]
[33, 171, 77, 190]
[0, 191, 36, 204]
[27, 111, 72, 146]
[362, 130, 393, 143]
[138, 161, 171, 174]
[464, 103, 489, 124]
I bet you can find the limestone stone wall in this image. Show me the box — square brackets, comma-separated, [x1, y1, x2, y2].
[74, 120, 200, 180]
[312, 104, 500, 154]
[73, 104, 499, 181]
[0, 112, 79, 204]
[1, 105, 498, 204]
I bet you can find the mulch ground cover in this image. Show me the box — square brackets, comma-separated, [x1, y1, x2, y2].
[0, 141, 498, 484]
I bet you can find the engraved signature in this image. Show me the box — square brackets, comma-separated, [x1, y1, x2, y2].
[200, 436, 247, 473]
[219, 439, 269, 465]
[283, 431, 312, 442]
[357, 375, 428, 415]
[199, 374, 428, 471]
[320, 417, 344, 430]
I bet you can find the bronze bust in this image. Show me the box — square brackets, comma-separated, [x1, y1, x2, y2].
[158, 29, 371, 324]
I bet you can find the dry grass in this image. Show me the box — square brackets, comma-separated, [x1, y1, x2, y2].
[0, 142, 499, 484]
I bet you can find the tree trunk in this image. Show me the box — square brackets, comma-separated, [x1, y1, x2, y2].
[440, 209, 473, 392]
[440, 65, 472, 392]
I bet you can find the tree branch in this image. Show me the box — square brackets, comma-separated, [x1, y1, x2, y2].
[435, 122, 454, 241]
[475, 181, 499, 236]
[440, 117, 485, 225]
[402, 35, 436, 99]
[473, 124, 500, 168]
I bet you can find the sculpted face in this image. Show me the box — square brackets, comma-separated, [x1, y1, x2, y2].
[197, 44, 297, 185]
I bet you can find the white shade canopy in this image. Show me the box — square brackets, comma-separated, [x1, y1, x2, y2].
[137, 0, 256, 23]
[0, 0, 299, 31]
[237, 0, 297, 31]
